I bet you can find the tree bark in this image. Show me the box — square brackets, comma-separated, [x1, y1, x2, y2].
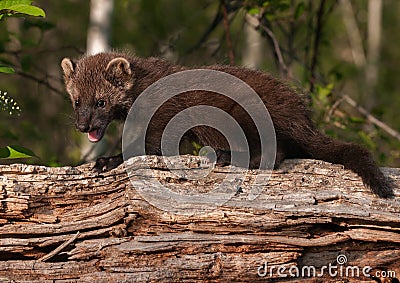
[87, 0, 113, 55]
[242, 21, 263, 70]
[339, 0, 367, 67]
[0, 156, 399, 282]
[365, 0, 382, 110]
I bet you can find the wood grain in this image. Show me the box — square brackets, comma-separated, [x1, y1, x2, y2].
[0, 156, 399, 282]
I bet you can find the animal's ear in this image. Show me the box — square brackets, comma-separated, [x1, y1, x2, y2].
[105, 57, 132, 86]
[61, 58, 75, 81]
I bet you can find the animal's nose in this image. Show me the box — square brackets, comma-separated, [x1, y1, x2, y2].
[76, 123, 90, 132]
[76, 110, 92, 132]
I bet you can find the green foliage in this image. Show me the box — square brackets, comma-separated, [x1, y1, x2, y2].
[0, 0, 45, 73]
[294, 2, 306, 19]
[191, 141, 203, 156]
[241, 0, 400, 165]
[313, 83, 334, 107]
[0, 65, 14, 73]
[0, 0, 44, 160]
[245, 0, 295, 20]
[0, 89, 36, 160]
[0, 0, 45, 20]
[0, 144, 35, 159]
[358, 131, 376, 150]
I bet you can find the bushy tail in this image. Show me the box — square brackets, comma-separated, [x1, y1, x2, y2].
[300, 132, 393, 198]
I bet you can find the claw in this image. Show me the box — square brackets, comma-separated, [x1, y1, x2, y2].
[93, 154, 123, 172]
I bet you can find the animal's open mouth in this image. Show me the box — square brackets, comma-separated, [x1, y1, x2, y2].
[88, 128, 105, 143]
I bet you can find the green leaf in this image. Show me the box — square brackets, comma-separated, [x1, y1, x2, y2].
[5, 4, 45, 17]
[191, 141, 202, 155]
[248, 8, 260, 15]
[349, 116, 365, 124]
[262, 2, 270, 8]
[0, 145, 37, 159]
[316, 83, 334, 99]
[0, 65, 14, 73]
[294, 2, 305, 19]
[358, 131, 376, 150]
[0, 0, 32, 7]
[0, 1, 45, 18]
[0, 0, 32, 10]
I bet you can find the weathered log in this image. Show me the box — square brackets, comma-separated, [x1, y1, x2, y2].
[0, 155, 399, 282]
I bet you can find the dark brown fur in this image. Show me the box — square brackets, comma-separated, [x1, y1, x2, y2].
[61, 52, 394, 198]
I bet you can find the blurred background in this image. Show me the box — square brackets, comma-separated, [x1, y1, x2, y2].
[0, 0, 399, 167]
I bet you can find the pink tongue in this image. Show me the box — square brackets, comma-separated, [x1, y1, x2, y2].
[88, 129, 102, 142]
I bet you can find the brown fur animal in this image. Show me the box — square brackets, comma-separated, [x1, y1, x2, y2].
[61, 52, 393, 198]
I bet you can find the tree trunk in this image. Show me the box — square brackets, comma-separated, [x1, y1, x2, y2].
[87, 0, 114, 55]
[242, 21, 263, 70]
[0, 156, 399, 282]
[365, 0, 382, 111]
[339, 0, 367, 68]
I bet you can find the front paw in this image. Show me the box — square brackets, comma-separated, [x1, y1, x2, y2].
[214, 149, 231, 167]
[93, 154, 123, 172]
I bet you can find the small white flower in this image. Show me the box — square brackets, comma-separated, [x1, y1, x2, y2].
[0, 90, 21, 115]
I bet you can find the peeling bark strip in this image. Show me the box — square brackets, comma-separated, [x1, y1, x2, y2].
[0, 156, 399, 282]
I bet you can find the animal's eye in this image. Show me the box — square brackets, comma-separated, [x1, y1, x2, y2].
[96, 99, 106, 108]
[74, 99, 80, 107]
